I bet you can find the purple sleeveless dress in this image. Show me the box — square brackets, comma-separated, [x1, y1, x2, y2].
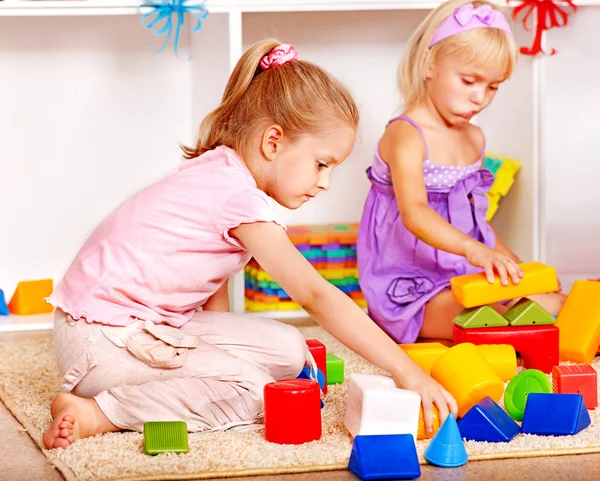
[357, 116, 496, 343]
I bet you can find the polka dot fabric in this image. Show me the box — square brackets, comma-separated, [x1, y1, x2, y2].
[423, 159, 481, 189]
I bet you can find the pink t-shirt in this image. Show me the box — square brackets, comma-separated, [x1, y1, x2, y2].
[48, 146, 284, 327]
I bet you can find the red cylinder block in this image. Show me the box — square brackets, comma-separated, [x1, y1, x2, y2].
[264, 379, 321, 445]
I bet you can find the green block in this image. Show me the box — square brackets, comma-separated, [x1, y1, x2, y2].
[144, 421, 189, 455]
[504, 298, 556, 326]
[453, 306, 509, 328]
[326, 353, 344, 384]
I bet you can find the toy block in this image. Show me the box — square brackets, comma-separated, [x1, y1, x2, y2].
[0, 290, 8, 316]
[504, 369, 552, 421]
[264, 379, 321, 444]
[424, 415, 468, 468]
[143, 421, 189, 455]
[344, 374, 421, 440]
[521, 393, 591, 436]
[348, 434, 421, 480]
[8, 279, 54, 315]
[297, 366, 326, 392]
[306, 339, 327, 394]
[417, 405, 440, 440]
[431, 343, 504, 417]
[458, 397, 520, 442]
[477, 344, 517, 381]
[453, 305, 509, 328]
[326, 353, 344, 384]
[450, 262, 558, 308]
[504, 298, 556, 326]
[483, 156, 503, 175]
[453, 324, 559, 373]
[486, 198, 499, 222]
[400, 342, 448, 375]
[555, 280, 600, 363]
[552, 365, 597, 410]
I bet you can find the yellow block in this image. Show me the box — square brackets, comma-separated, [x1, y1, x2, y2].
[555, 280, 600, 363]
[431, 343, 505, 418]
[478, 344, 517, 381]
[400, 342, 449, 375]
[450, 261, 558, 308]
[486, 198, 499, 222]
[8, 279, 54, 315]
[417, 406, 440, 440]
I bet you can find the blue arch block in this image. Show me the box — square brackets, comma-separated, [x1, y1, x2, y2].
[458, 397, 520, 442]
[348, 434, 421, 480]
[521, 393, 591, 436]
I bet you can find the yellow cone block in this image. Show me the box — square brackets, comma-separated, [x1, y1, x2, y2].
[450, 262, 559, 308]
[8, 279, 54, 315]
[431, 343, 504, 418]
[555, 280, 600, 363]
[399, 342, 449, 375]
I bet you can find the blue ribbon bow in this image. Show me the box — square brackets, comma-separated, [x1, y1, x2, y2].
[140, 0, 209, 59]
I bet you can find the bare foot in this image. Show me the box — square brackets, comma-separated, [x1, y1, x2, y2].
[43, 393, 119, 449]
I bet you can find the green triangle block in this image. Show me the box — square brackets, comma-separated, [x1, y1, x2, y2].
[504, 298, 556, 326]
[144, 421, 189, 455]
[453, 306, 509, 328]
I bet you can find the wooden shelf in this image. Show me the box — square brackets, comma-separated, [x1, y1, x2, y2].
[0, 313, 53, 333]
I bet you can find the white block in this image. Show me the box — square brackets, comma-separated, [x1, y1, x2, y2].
[344, 373, 421, 440]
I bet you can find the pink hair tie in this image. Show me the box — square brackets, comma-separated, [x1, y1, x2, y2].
[260, 44, 298, 71]
[429, 3, 513, 47]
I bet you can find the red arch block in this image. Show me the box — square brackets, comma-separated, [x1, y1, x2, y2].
[453, 324, 559, 373]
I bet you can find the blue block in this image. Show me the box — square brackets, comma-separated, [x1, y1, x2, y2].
[297, 366, 326, 392]
[348, 434, 421, 480]
[521, 393, 591, 436]
[0, 290, 8, 315]
[458, 397, 520, 442]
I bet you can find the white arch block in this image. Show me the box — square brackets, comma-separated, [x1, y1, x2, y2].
[344, 373, 421, 440]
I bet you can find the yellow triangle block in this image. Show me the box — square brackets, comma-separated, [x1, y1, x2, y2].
[555, 280, 600, 363]
[8, 279, 54, 315]
[450, 262, 558, 308]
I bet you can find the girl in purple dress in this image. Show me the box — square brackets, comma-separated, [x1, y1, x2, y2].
[358, 0, 566, 343]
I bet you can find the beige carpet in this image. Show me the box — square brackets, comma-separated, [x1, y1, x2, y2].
[1, 327, 600, 481]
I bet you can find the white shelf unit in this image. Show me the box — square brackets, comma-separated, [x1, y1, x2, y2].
[1, 1, 598, 331]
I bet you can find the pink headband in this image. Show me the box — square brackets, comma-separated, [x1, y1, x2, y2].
[260, 44, 298, 71]
[429, 3, 513, 48]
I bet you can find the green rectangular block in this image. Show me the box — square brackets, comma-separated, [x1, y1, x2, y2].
[144, 421, 189, 455]
[326, 353, 344, 384]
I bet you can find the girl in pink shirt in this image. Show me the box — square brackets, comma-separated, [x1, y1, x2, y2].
[43, 39, 457, 450]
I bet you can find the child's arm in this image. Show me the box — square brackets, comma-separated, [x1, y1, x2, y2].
[381, 121, 522, 285]
[203, 280, 230, 312]
[231, 222, 458, 431]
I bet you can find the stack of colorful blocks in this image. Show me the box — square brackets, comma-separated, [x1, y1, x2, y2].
[483, 154, 521, 221]
[244, 223, 367, 312]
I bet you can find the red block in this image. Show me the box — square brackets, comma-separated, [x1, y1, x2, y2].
[264, 379, 321, 444]
[306, 339, 327, 394]
[552, 365, 597, 410]
[453, 324, 559, 373]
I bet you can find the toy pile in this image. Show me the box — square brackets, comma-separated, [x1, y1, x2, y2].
[244, 224, 366, 312]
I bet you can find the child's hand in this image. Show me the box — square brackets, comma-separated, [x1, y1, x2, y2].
[464, 241, 523, 285]
[393, 368, 458, 433]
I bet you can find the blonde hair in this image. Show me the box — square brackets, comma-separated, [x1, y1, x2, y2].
[398, 0, 517, 110]
[182, 38, 359, 160]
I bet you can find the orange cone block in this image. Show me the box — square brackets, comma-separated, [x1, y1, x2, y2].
[8, 279, 54, 315]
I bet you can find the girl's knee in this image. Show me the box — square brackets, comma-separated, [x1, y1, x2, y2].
[274, 324, 307, 379]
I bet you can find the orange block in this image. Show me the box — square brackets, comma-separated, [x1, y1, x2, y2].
[417, 405, 440, 440]
[450, 262, 558, 308]
[8, 279, 54, 315]
[555, 280, 600, 363]
[400, 342, 449, 375]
